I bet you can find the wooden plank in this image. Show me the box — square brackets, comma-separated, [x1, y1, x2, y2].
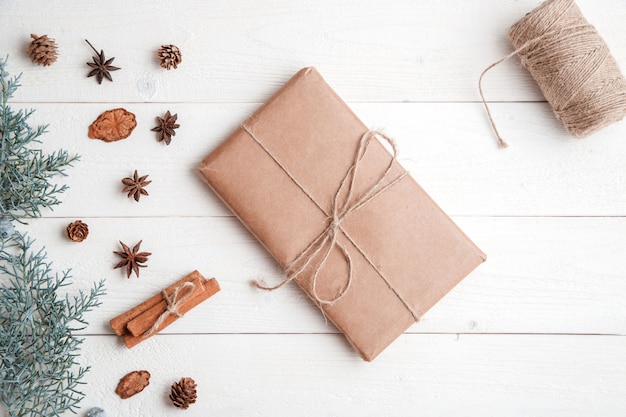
[1, 0, 624, 103]
[75, 333, 626, 416]
[19, 216, 626, 336]
[1, 1, 625, 416]
[18, 102, 626, 219]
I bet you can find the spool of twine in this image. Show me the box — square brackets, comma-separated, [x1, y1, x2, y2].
[480, 0, 626, 147]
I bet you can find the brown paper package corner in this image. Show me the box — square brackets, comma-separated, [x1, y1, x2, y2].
[198, 67, 486, 361]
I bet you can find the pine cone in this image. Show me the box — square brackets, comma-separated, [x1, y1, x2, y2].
[28, 34, 58, 66]
[157, 44, 182, 70]
[169, 377, 197, 409]
[66, 220, 89, 242]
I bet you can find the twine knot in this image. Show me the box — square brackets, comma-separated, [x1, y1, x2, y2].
[143, 281, 195, 337]
[248, 128, 414, 317]
[329, 215, 341, 232]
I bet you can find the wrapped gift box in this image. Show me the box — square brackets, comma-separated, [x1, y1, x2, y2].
[198, 67, 485, 361]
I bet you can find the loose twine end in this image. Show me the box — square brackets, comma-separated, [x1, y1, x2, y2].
[251, 276, 290, 292]
[479, 55, 513, 150]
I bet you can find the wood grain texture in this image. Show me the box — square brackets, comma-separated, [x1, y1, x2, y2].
[1, 0, 626, 416]
[22, 102, 626, 218]
[0, 0, 625, 103]
[23, 216, 626, 336]
[79, 334, 626, 416]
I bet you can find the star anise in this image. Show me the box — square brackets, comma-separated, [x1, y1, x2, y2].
[151, 111, 179, 145]
[122, 170, 151, 202]
[113, 240, 151, 278]
[85, 39, 120, 84]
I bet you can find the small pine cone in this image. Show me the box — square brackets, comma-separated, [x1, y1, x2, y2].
[157, 44, 182, 70]
[169, 377, 197, 409]
[28, 34, 58, 66]
[66, 220, 89, 242]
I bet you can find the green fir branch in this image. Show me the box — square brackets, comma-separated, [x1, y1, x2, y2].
[0, 57, 79, 227]
[0, 57, 104, 417]
[0, 232, 106, 417]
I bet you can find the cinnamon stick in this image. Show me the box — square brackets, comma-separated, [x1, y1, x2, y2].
[126, 277, 205, 336]
[123, 277, 221, 348]
[109, 270, 203, 335]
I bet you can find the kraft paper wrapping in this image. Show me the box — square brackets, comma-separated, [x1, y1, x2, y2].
[198, 67, 486, 361]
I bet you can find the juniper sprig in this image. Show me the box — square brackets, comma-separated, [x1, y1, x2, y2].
[0, 57, 101, 416]
[0, 57, 78, 229]
[0, 232, 106, 417]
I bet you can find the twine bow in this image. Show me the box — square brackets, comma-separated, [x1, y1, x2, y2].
[245, 126, 416, 318]
[143, 281, 195, 337]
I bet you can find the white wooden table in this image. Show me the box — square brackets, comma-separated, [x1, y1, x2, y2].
[2, 1, 626, 415]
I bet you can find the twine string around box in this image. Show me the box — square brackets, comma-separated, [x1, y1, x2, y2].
[144, 281, 196, 338]
[479, 0, 626, 148]
[241, 124, 419, 321]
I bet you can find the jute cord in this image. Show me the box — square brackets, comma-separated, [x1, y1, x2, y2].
[241, 124, 419, 321]
[144, 281, 195, 337]
[479, 0, 626, 148]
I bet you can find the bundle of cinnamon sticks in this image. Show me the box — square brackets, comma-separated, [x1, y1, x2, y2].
[110, 270, 220, 348]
